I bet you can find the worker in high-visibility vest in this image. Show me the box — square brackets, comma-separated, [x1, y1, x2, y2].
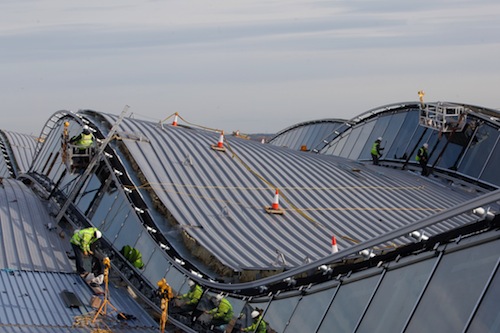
[416, 143, 429, 176]
[70, 126, 94, 150]
[70, 227, 102, 276]
[177, 280, 203, 312]
[206, 294, 233, 327]
[370, 137, 384, 165]
[242, 310, 267, 333]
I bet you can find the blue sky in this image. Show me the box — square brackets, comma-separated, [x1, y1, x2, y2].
[1, 0, 499, 136]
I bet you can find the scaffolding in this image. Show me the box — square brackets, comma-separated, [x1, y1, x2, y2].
[419, 102, 468, 133]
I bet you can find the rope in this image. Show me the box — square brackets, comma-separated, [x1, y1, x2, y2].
[137, 112, 436, 246]
[160, 112, 222, 133]
[131, 183, 425, 192]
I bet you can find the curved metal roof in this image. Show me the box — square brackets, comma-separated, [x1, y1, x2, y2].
[0, 178, 72, 272]
[0, 178, 159, 332]
[89, 112, 479, 272]
[0, 130, 38, 177]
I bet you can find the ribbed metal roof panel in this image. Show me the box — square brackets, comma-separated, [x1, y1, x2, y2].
[0, 179, 73, 273]
[99, 113, 479, 271]
[0, 270, 158, 332]
[0, 130, 37, 175]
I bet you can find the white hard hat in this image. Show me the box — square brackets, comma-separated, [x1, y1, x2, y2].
[188, 280, 195, 287]
[215, 294, 223, 302]
[377, 137, 383, 141]
[251, 310, 260, 319]
[423, 143, 429, 148]
[95, 230, 102, 239]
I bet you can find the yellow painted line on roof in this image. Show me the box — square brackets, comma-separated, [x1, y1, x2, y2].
[133, 183, 425, 192]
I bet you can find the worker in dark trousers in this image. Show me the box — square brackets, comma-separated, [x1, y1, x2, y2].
[70, 227, 102, 276]
[371, 137, 384, 165]
[206, 294, 234, 328]
[175, 280, 203, 313]
[416, 143, 429, 176]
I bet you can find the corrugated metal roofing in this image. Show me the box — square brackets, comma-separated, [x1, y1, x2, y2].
[0, 178, 72, 273]
[96, 112, 479, 271]
[0, 270, 158, 332]
[0, 130, 37, 175]
[0, 178, 159, 332]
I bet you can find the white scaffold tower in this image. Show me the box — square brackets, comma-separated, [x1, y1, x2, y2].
[418, 91, 468, 133]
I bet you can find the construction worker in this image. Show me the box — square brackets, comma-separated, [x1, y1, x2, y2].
[370, 137, 384, 165]
[70, 126, 94, 151]
[416, 143, 429, 176]
[206, 294, 233, 328]
[241, 310, 267, 333]
[176, 280, 203, 312]
[70, 227, 102, 276]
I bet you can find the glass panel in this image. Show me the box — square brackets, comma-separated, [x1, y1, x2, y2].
[76, 174, 102, 214]
[358, 116, 391, 161]
[405, 240, 500, 333]
[90, 193, 129, 238]
[317, 275, 379, 333]
[386, 111, 419, 160]
[479, 138, 500, 186]
[377, 112, 407, 159]
[113, 215, 144, 251]
[132, 232, 156, 265]
[467, 262, 500, 332]
[285, 286, 337, 333]
[165, 265, 188, 293]
[332, 133, 349, 156]
[357, 258, 437, 333]
[263, 295, 300, 333]
[140, 248, 170, 285]
[458, 123, 498, 178]
[349, 121, 377, 160]
[341, 125, 362, 158]
[434, 133, 467, 170]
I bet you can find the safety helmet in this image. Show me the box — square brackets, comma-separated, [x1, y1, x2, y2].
[188, 280, 195, 287]
[215, 294, 223, 302]
[377, 137, 383, 141]
[251, 310, 260, 319]
[423, 143, 429, 148]
[95, 230, 102, 239]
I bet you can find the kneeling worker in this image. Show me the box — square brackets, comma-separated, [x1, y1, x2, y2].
[242, 310, 267, 333]
[206, 294, 233, 327]
[176, 280, 203, 313]
[70, 227, 102, 276]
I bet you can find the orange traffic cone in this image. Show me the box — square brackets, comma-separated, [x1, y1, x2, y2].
[272, 189, 280, 210]
[217, 132, 224, 148]
[211, 131, 226, 152]
[265, 188, 284, 215]
[172, 112, 179, 126]
[331, 236, 339, 254]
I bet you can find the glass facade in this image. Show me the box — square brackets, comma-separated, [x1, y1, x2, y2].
[269, 120, 344, 151]
[356, 257, 437, 333]
[320, 107, 500, 187]
[404, 240, 500, 333]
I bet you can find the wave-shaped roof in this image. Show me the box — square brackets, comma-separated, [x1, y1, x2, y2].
[95, 112, 479, 271]
[0, 130, 37, 177]
[0, 178, 72, 272]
